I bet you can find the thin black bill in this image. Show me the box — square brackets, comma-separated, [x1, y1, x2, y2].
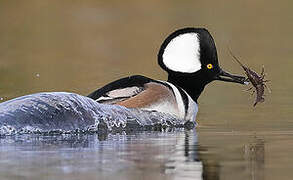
[214, 69, 247, 84]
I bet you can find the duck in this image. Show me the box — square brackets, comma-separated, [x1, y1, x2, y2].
[87, 27, 246, 122]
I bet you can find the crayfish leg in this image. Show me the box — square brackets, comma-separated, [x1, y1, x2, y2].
[264, 84, 272, 93]
[261, 65, 265, 76]
[260, 65, 268, 80]
[245, 87, 254, 91]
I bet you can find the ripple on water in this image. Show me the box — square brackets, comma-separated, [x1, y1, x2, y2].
[0, 92, 195, 136]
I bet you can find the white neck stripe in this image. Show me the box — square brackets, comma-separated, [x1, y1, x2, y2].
[164, 81, 186, 118]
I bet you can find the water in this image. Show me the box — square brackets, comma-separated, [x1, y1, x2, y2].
[0, 131, 199, 180]
[1, 129, 291, 180]
[1, 0, 293, 179]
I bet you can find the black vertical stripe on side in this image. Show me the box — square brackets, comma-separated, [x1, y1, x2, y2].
[161, 81, 189, 118]
[160, 81, 176, 97]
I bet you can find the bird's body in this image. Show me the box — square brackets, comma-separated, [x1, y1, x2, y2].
[88, 75, 198, 121]
[88, 28, 246, 122]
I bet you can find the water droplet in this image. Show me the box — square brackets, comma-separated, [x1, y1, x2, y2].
[36, 73, 40, 77]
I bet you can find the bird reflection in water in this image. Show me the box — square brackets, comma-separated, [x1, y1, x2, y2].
[163, 131, 265, 180]
[164, 130, 220, 180]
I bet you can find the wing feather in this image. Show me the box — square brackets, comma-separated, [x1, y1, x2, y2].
[87, 75, 153, 104]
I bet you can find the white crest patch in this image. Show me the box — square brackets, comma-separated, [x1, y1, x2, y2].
[162, 33, 201, 73]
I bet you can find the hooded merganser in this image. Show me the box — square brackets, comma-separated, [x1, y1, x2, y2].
[88, 28, 246, 121]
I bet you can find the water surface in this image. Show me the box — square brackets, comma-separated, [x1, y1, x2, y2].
[1, 129, 292, 180]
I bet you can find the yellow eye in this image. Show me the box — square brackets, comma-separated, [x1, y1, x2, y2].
[207, 64, 213, 69]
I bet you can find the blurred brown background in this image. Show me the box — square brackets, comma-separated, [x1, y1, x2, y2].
[1, 1, 293, 179]
[0, 0, 292, 130]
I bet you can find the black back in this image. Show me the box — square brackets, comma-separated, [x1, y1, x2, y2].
[87, 75, 153, 100]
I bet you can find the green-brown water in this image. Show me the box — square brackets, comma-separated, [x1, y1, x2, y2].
[0, 0, 292, 179]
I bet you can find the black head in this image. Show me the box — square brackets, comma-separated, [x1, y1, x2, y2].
[158, 27, 246, 102]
